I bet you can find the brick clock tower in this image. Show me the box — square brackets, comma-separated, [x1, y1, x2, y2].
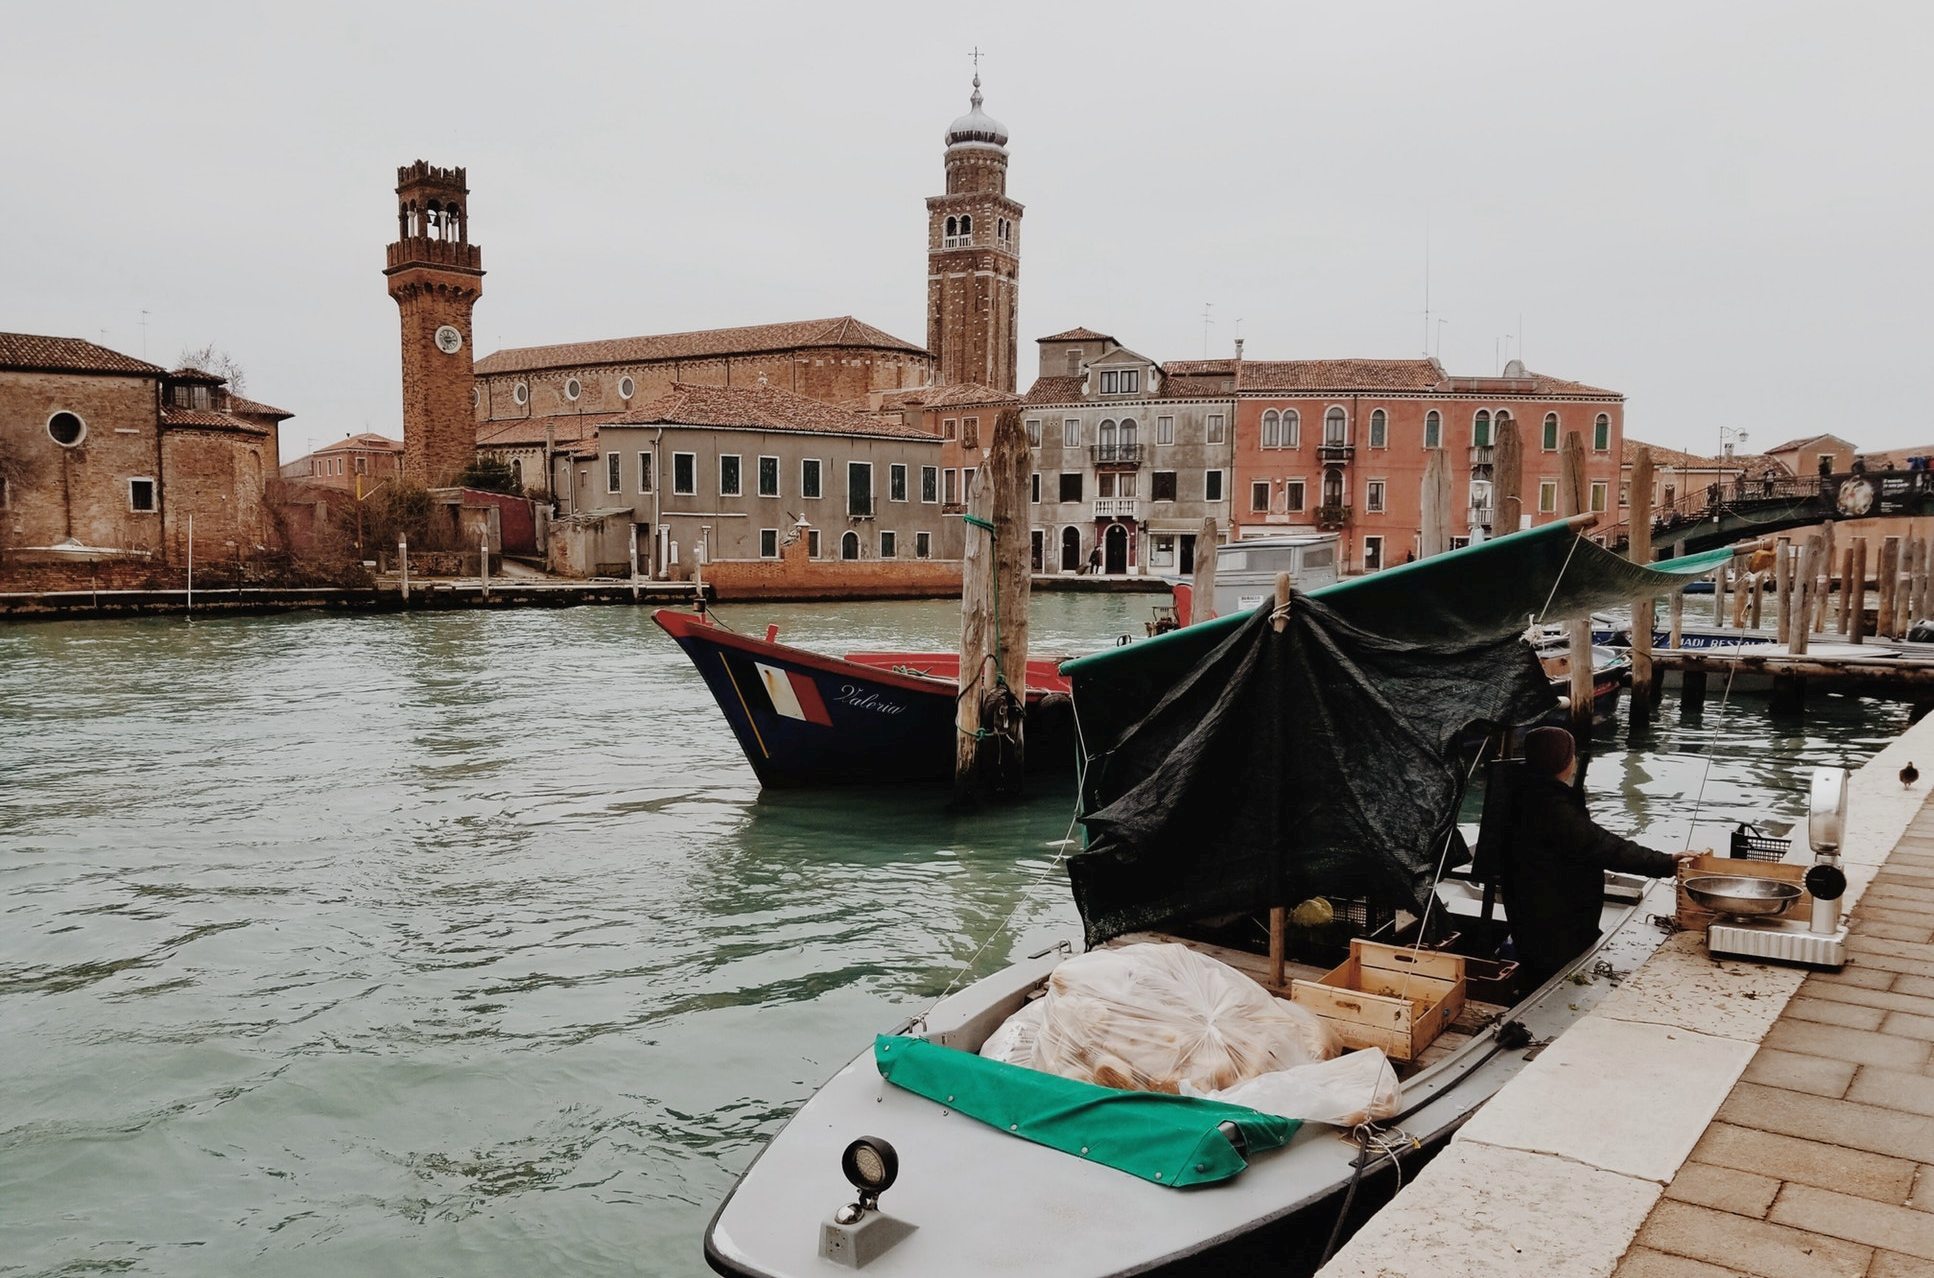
[926, 74, 1021, 393]
[385, 161, 484, 487]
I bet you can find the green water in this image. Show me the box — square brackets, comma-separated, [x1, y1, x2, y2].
[0, 596, 1908, 1276]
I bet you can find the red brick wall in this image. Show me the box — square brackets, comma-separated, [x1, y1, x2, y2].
[0, 369, 165, 558]
[703, 533, 962, 600]
[1232, 395, 1624, 570]
[161, 427, 275, 559]
[392, 269, 482, 487]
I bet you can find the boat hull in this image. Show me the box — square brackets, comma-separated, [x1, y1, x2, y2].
[703, 879, 1673, 1278]
[654, 609, 1077, 788]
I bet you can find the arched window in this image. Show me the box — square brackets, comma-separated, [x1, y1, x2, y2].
[1594, 413, 1611, 452]
[959, 214, 972, 237]
[1324, 407, 1346, 446]
[1542, 413, 1560, 451]
[841, 531, 860, 560]
[510, 459, 523, 487]
[1369, 409, 1387, 448]
[1473, 410, 1492, 448]
[1099, 419, 1118, 448]
[1261, 409, 1280, 449]
[1283, 410, 1301, 448]
[945, 215, 957, 238]
[426, 199, 442, 236]
[1424, 410, 1442, 449]
[1119, 418, 1137, 448]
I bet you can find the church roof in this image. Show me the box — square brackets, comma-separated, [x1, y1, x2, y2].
[0, 332, 163, 377]
[227, 394, 295, 420]
[159, 405, 270, 436]
[474, 316, 929, 376]
[946, 74, 1008, 149]
[1039, 326, 1115, 344]
[612, 382, 934, 440]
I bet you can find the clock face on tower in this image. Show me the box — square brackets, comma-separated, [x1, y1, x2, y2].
[434, 325, 463, 355]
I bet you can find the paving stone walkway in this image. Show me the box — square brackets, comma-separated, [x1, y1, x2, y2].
[1616, 812, 1934, 1278]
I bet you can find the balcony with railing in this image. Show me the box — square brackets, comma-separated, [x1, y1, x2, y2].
[1090, 442, 1143, 467]
[1092, 498, 1143, 520]
[1315, 503, 1352, 530]
[1470, 503, 1495, 527]
[1318, 443, 1355, 463]
[1470, 444, 1494, 466]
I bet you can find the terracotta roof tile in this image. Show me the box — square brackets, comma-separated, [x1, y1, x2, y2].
[474, 315, 930, 375]
[1237, 359, 1447, 392]
[0, 332, 163, 377]
[861, 382, 1020, 411]
[1022, 375, 1085, 405]
[316, 432, 403, 453]
[226, 394, 294, 420]
[610, 382, 934, 439]
[1761, 433, 1856, 455]
[159, 406, 269, 435]
[167, 366, 227, 385]
[1161, 359, 1236, 376]
[1039, 326, 1115, 343]
[475, 413, 621, 449]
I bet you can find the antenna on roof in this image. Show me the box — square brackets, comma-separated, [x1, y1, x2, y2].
[1200, 302, 1214, 358]
[1422, 213, 1431, 357]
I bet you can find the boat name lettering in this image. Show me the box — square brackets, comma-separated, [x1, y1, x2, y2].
[835, 685, 906, 715]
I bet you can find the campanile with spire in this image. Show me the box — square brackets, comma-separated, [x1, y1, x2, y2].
[925, 69, 1022, 392]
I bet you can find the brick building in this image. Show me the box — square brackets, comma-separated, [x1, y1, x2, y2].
[0, 333, 291, 565]
[1225, 356, 1624, 573]
[927, 73, 1022, 393]
[386, 161, 483, 488]
[1021, 328, 1234, 575]
[280, 432, 403, 491]
[558, 380, 948, 578]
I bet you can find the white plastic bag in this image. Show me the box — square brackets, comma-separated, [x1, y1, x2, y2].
[1021, 943, 1339, 1094]
[1185, 1047, 1402, 1127]
[978, 995, 1046, 1066]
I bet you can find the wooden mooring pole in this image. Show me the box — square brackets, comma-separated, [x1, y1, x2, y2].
[1851, 537, 1870, 643]
[955, 409, 1032, 799]
[1268, 571, 1292, 990]
[1559, 433, 1593, 738]
[1879, 536, 1902, 640]
[1627, 449, 1655, 724]
[1495, 416, 1524, 536]
[1191, 516, 1219, 622]
[1420, 450, 1451, 559]
[1774, 535, 1794, 646]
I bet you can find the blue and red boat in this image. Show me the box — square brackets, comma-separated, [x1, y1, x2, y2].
[653, 608, 1079, 788]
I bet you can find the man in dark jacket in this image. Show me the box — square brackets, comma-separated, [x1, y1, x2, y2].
[1500, 727, 1686, 991]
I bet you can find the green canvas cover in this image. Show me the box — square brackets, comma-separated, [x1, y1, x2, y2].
[1061, 517, 1730, 752]
[873, 1035, 1297, 1188]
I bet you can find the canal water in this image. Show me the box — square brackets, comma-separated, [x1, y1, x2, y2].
[0, 596, 1908, 1277]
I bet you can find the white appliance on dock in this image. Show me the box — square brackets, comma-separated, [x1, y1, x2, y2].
[1214, 533, 1341, 616]
[1691, 767, 1851, 968]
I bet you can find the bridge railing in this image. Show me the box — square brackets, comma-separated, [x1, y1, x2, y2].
[1600, 475, 1829, 552]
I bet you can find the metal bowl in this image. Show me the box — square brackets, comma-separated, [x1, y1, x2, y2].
[1685, 874, 1802, 918]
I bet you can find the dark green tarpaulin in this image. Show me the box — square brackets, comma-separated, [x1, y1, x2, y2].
[1063, 517, 1729, 753]
[873, 1035, 1297, 1187]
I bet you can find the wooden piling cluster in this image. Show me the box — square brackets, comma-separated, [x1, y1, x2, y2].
[955, 409, 1033, 798]
[1627, 448, 1655, 722]
[1558, 433, 1594, 736]
[1761, 527, 1934, 655]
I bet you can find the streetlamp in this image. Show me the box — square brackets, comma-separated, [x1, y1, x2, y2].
[1718, 427, 1750, 502]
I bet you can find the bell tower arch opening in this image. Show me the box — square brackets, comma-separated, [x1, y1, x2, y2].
[925, 65, 1022, 393]
[384, 160, 485, 488]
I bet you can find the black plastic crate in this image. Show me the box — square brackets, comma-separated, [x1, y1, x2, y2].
[1729, 823, 1791, 863]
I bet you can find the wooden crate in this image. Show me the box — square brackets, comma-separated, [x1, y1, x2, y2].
[1676, 853, 1813, 931]
[1289, 939, 1467, 1062]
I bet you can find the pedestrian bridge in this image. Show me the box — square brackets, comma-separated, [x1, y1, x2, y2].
[1603, 469, 1934, 559]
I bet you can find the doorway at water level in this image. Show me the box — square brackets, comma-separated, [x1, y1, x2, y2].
[1104, 522, 1129, 574]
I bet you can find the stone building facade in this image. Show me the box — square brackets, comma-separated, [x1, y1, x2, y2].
[1225, 357, 1625, 573]
[280, 432, 403, 491]
[556, 381, 948, 578]
[386, 162, 483, 488]
[0, 334, 292, 565]
[1021, 329, 1233, 575]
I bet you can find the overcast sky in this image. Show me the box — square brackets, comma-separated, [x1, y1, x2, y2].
[6, 2, 1930, 460]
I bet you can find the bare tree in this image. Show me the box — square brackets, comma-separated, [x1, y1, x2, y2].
[176, 343, 247, 394]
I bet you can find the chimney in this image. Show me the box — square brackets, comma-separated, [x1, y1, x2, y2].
[1234, 337, 1246, 360]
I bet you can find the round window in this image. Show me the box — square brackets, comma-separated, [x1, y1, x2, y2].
[564, 377, 582, 401]
[47, 411, 86, 447]
[472, 386, 481, 407]
[513, 381, 529, 406]
[619, 376, 635, 400]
